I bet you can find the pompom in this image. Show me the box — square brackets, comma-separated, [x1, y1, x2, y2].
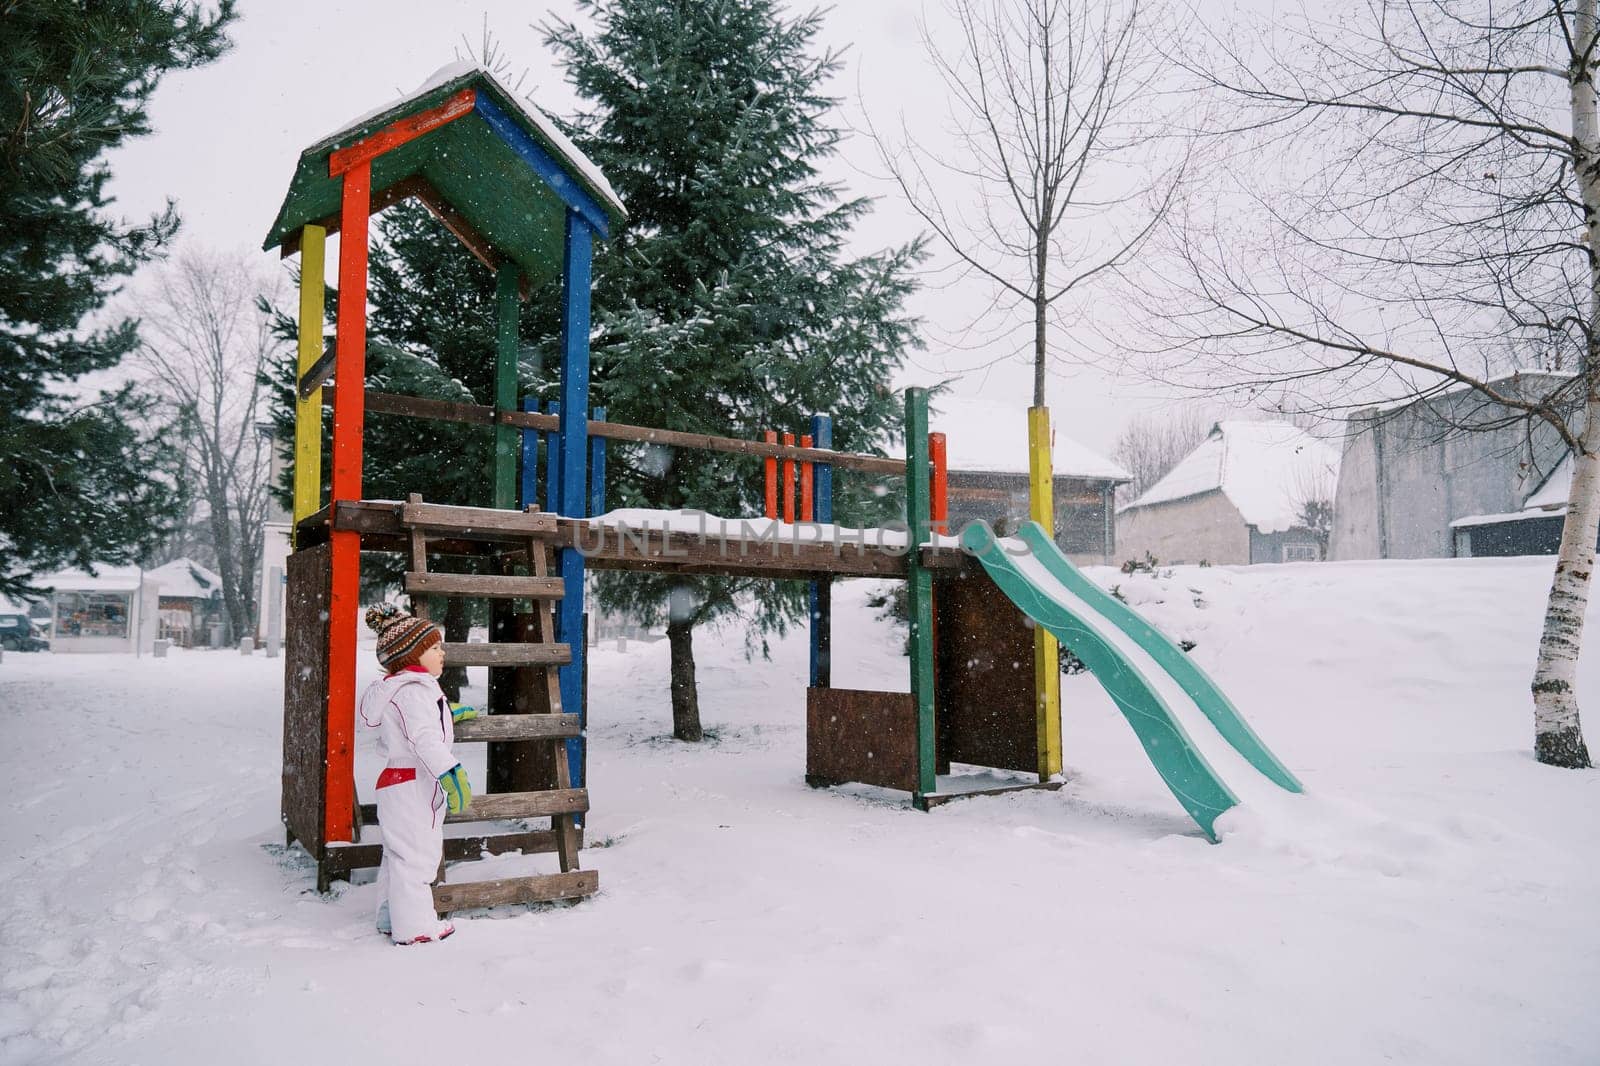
[364, 602, 404, 635]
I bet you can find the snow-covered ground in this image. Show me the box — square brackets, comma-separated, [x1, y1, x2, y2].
[2, 557, 1596, 1065]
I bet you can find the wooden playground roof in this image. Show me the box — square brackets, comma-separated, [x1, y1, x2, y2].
[261, 64, 626, 285]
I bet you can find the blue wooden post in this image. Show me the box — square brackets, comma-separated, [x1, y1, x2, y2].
[556, 211, 593, 790]
[544, 402, 562, 513]
[519, 398, 540, 510]
[809, 413, 833, 688]
[590, 406, 607, 516]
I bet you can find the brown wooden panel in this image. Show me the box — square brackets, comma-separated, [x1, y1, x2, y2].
[949, 487, 1011, 503]
[805, 687, 918, 792]
[404, 572, 565, 599]
[433, 870, 598, 912]
[311, 499, 923, 580]
[453, 713, 581, 742]
[443, 642, 571, 666]
[934, 568, 1038, 774]
[322, 827, 579, 874]
[399, 500, 557, 536]
[446, 788, 589, 823]
[282, 543, 333, 857]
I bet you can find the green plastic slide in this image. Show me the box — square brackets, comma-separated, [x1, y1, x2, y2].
[1016, 523, 1304, 795]
[960, 521, 1301, 841]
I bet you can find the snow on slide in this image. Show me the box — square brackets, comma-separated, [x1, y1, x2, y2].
[961, 520, 1303, 840]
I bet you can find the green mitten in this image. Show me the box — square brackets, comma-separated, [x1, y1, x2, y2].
[449, 702, 477, 723]
[439, 765, 472, 814]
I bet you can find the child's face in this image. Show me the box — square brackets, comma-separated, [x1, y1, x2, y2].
[419, 642, 445, 678]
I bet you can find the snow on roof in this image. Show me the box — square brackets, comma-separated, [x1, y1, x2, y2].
[1122, 420, 1341, 534]
[1451, 506, 1567, 529]
[38, 565, 161, 594]
[1365, 370, 1576, 415]
[934, 397, 1130, 481]
[314, 61, 626, 220]
[1523, 453, 1572, 511]
[147, 558, 222, 600]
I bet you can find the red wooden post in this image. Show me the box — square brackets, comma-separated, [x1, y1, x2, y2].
[930, 431, 948, 536]
[324, 159, 372, 846]
[763, 430, 778, 519]
[800, 434, 814, 522]
[782, 432, 796, 524]
[928, 429, 948, 758]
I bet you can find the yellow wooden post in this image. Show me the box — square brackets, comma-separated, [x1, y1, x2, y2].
[292, 224, 327, 543]
[1028, 405, 1063, 779]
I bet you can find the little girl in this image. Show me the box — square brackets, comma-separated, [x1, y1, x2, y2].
[357, 604, 474, 945]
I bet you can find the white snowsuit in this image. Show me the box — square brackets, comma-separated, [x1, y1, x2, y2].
[357, 667, 458, 943]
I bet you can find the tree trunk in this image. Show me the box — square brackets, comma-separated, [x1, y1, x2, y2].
[667, 616, 703, 742]
[1033, 265, 1048, 408]
[237, 514, 261, 639]
[1533, 428, 1598, 767]
[1533, 9, 1600, 769]
[206, 492, 246, 643]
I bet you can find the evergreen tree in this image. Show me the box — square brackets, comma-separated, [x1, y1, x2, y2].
[0, 0, 237, 599]
[544, 0, 925, 740]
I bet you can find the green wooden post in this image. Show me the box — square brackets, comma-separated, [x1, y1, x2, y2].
[905, 387, 937, 807]
[493, 264, 521, 509]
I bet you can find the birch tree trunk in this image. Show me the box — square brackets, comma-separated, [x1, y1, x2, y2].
[1530, 0, 1599, 769]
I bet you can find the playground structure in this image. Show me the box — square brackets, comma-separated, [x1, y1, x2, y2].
[268, 67, 1300, 908]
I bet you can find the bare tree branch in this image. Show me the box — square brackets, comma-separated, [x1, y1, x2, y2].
[1137, 0, 1596, 766]
[874, 0, 1183, 406]
[137, 249, 283, 643]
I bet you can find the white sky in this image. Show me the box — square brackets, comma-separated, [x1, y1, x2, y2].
[105, 0, 1224, 467]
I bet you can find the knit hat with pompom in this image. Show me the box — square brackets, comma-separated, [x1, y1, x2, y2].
[364, 603, 442, 672]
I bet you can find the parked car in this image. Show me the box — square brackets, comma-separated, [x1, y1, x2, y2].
[0, 613, 49, 651]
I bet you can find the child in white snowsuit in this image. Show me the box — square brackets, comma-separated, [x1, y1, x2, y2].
[357, 604, 474, 945]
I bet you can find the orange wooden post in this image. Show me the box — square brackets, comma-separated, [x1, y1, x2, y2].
[328, 89, 476, 176]
[324, 159, 372, 846]
[782, 432, 796, 524]
[800, 434, 814, 522]
[764, 430, 778, 519]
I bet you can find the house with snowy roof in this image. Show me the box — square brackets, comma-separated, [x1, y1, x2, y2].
[1115, 421, 1340, 566]
[1448, 455, 1573, 557]
[39, 565, 163, 654]
[937, 402, 1131, 564]
[1329, 371, 1575, 560]
[146, 558, 225, 647]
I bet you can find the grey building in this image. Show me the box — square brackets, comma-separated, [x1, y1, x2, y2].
[1329, 372, 1575, 560]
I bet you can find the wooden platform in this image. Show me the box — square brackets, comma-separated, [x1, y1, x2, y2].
[296, 499, 969, 580]
[919, 780, 1065, 808]
[433, 870, 598, 911]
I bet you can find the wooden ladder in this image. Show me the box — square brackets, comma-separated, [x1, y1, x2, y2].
[397, 494, 596, 912]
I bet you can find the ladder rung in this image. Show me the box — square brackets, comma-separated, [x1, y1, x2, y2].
[404, 572, 565, 599]
[432, 870, 597, 912]
[446, 788, 589, 823]
[399, 501, 557, 538]
[442, 642, 571, 667]
[452, 714, 581, 742]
